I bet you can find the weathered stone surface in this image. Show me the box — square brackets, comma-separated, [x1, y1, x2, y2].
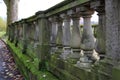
[105, 0, 120, 63]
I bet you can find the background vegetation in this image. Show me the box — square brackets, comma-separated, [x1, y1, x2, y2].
[0, 17, 6, 37]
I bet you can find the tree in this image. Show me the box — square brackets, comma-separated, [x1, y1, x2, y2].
[3, 0, 19, 34]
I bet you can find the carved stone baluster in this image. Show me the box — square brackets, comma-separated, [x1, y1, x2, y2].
[91, 0, 106, 60]
[76, 9, 95, 68]
[95, 8, 105, 60]
[68, 12, 81, 63]
[49, 17, 58, 54]
[33, 21, 40, 52]
[60, 14, 71, 60]
[55, 16, 63, 57]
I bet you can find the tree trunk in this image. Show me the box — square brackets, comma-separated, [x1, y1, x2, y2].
[4, 0, 19, 34]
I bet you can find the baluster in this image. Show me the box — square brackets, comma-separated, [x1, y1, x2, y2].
[60, 14, 71, 60]
[33, 21, 40, 52]
[49, 17, 58, 54]
[68, 11, 81, 64]
[94, 4, 106, 60]
[55, 16, 63, 57]
[76, 9, 95, 68]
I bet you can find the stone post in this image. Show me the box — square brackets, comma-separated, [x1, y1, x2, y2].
[93, 0, 120, 80]
[76, 9, 95, 68]
[60, 14, 71, 60]
[55, 16, 63, 57]
[37, 14, 51, 70]
[105, 0, 120, 65]
[69, 12, 81, 63]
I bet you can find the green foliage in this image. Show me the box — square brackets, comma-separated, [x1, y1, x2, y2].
[0, 17, 6, 37]
[0, 17, 6, 31]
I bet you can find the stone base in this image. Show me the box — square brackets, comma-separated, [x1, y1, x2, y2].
[76, 55, 92, 68]
[60, 47, 71, 60]
[66, 48, 81, 64]
[49, 54, 93, 80]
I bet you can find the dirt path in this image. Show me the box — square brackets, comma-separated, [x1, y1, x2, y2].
[0, 40, 24, 80]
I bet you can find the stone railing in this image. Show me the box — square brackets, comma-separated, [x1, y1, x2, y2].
[7, 0, 120, 80]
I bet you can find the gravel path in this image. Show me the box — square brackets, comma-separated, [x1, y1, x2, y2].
[0, 40, 24, 80]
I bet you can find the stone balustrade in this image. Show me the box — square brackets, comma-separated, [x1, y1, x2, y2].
[7, 0, 120, 80]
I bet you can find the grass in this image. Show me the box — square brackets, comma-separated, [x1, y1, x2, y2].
[0, 31, 6, 37]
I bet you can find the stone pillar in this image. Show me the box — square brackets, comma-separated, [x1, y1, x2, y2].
[60, 14, 71, 60]
[55, 16, 63, 57]
[105, 1, 120, 80]
[69, 13, 81, 63]
[37, 16, 51, 70]
[105, 0, 120, 64]
[95, 6, 106, 60]
[49, 17, 58, 54]
[76, 10, 95, 68]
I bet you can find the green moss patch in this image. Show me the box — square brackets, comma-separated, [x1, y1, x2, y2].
[7, 41, 59, 80]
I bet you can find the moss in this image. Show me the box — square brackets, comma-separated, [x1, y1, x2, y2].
[112, 67, 120, 80]
[7, 41, 59, 80]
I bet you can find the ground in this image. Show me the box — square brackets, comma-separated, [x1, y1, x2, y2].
[0, 39, 24, 80]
